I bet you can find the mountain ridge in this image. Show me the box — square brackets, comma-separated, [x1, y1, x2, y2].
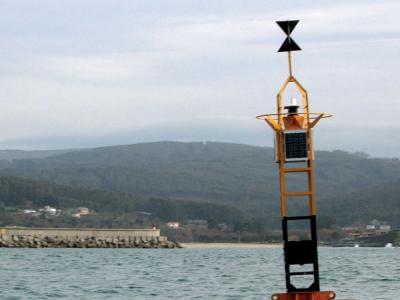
[0, 141, 399, 226]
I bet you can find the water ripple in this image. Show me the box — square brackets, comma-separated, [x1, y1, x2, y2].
[0, 247, 398, 299]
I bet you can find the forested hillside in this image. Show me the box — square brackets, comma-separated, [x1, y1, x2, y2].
[0, 176, 244, 228]
[321, 180, 400, 225]
[0, 142, 399, 226]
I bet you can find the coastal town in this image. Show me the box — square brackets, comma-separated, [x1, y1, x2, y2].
[1, 204, 393, 247]
[23, 206, 91, 218]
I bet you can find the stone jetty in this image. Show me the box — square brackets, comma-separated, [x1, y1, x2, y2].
[0, 227, 181, 248]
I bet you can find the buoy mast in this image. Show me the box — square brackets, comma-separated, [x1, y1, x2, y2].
[257, 20, 336, 300]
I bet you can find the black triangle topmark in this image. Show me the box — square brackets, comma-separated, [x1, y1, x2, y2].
[276, 20, 301, 52]
[276, 20, 299, 35]
[278, 37, 301, 52]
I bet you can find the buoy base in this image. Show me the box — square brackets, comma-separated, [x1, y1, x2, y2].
[271, 291, 336, 300]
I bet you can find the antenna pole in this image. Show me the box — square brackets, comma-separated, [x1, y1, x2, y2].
[288, 51, 293, 77]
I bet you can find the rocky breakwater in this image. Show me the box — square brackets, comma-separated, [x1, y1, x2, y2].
[0, 235, 180, 248]
[0, 227, 181, 248]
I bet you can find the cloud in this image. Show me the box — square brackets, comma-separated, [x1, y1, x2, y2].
[0, 0, 398, 156]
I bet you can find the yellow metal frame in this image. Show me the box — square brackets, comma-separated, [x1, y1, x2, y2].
[260, 23, 335, 298]
[257, 52, 332, 218]
[256, 112, 332, 131]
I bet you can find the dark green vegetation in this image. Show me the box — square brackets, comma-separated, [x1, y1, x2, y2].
[0, 142, 399, 240]
[0, 176, 243, 230]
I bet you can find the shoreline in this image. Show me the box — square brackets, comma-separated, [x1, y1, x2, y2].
[180, 242, 282, 249]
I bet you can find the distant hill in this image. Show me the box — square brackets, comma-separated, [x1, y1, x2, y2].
[321, 180, 400, 226]
[0, 149, 75, 161]
[0, 141, 399, 225]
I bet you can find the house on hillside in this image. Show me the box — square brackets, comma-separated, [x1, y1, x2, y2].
[379, 225, 391, 231]
[73, 207, 90, 218]
[167, 222, 180, 229]
[77, 207, 90, 215]
[365, 220, 391, 234]
[39, 205, 58, 215]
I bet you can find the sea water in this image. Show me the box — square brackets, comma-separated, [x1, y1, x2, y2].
[0, 247, 398, 300]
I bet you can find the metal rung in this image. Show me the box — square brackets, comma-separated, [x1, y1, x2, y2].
[284, 167, 311, 173]
[286, 191, 311, 197]
[289, 271, 315, 276]
[285, 215, 313, 220]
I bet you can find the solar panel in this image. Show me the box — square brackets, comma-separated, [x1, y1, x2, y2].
[284, 130, 308, 162]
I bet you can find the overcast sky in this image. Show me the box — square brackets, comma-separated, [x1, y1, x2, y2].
[0, 0, 399, 156]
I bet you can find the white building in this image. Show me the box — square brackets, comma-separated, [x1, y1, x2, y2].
[40, 205, 57, 215]
[73, 207, 90, 218]
[167, 222, 180, 229]
[76, 207, 90, 215]
[379, 225, 391, 231]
